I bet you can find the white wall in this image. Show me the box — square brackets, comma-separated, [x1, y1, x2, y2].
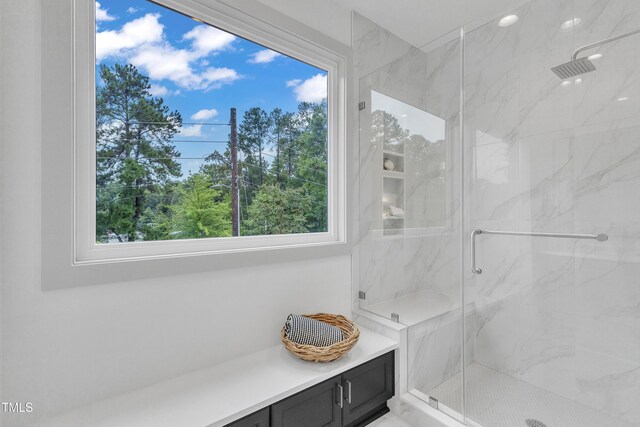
[0, 1, 351, 425]
[0, 0, 4, 410]
[254, 0, 352, 46]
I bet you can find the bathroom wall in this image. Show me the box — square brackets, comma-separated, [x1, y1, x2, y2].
[465, 0, 640, 423]
[0, 1, 351, 425]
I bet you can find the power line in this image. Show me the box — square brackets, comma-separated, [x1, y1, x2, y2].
[257, 151, 327, 176]
[135, 121, 230, 126]
[98, 138, 228, 144]
[241, 163, 327, 188]
[97, 154, 328, 177]
[98, 156, 209, 160]
[173, 140, 228, 144]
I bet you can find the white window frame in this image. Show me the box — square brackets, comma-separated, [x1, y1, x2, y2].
[76, 0, 346, 263]
[41, 0, 351, 289]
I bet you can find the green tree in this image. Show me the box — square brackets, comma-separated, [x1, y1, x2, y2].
[96, 63, 182, 241]
[281, 112, 301, 179]
[370, 109, 408, 152]
[269, 108, 287, 183]
[172, 173, 232, 238]
[244, 184, 311, 235]
[295, 100, 328, 232]
[238, 107, 271, 187]
[138, 182, 180, 241]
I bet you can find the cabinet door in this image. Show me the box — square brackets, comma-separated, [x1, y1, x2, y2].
[271, 376, 342, 427]
[341, 351, 394, 426]
[225, 407, 269, 427]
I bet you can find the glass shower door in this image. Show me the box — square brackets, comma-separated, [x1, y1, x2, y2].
[355, 23, 466, 422]
[462, 0, 640, 426]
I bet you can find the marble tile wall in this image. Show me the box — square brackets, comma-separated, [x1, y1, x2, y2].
[465, 0, 640, 423]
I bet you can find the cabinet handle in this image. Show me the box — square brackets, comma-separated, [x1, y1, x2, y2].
[337, 384, 344, 408]
[345, 380, 352, 404]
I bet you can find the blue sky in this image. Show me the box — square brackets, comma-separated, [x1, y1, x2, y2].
[95, 0, 327, 177]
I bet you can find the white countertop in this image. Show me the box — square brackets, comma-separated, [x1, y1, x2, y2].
[36, 326, 398, 427]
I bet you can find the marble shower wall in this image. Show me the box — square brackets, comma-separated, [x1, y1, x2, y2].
[355, 13, 462, 308]
[465, 0, 640, 423]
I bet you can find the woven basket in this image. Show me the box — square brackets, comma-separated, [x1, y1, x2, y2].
[281, 313, 360, 362]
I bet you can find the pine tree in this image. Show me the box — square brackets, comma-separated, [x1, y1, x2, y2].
[172, 173, 232, 238]
[269, 108, 286, 183]
[238, 107, 271, 187]
[244, 184, 311, 235]
[370, 109, 408, 152]
[295, 100, 329, 232]
[96, 63, 182, 241]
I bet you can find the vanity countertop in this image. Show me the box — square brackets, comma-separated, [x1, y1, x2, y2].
[35, 326, 398, 427]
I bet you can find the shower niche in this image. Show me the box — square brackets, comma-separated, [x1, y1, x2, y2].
[382, 145, 405, 235]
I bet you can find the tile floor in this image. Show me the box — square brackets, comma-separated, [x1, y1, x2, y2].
[368, 412, 414, 427]
[427, 362, 636, 427]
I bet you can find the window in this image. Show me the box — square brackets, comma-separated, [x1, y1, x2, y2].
[67, 0, 347, 265]
[371, 91, 448, 231]
[95, 0, 328, 245]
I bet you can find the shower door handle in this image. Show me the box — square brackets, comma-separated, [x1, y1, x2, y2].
[471, 229, 608, 275]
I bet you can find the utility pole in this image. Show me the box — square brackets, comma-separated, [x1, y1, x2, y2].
[230, 108, 239, 237]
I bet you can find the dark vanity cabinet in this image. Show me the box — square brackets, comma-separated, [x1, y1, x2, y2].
[226, 407, 270, 427]
[341, 351, 394, 426]
[272, 351, 394, 427]
[226, 351, 395, 427]
[271, 376, 342, 427]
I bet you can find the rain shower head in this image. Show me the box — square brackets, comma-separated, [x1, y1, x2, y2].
[551, 26, 640, 79]
[551, 56, 596, 79]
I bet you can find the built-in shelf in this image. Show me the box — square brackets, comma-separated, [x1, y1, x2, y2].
[382, 170, 404, 179]
[382, 142, 405, 236]
[383, 151, 404, 174]
[383, 149, 404, 158]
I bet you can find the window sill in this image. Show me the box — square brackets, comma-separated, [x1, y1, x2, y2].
[43, 239, 351, 291]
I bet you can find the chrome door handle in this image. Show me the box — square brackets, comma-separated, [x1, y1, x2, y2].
[337, 384, 344, 408]
[345, 380, 352, 404]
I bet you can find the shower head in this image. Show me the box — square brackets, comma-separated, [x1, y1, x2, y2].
[551, 26, 640, 80]
[551, 56, 596, 79]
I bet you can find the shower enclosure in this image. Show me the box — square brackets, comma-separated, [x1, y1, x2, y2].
[355, 1, 640, 426]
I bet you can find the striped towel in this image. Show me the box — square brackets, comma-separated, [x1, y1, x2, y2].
[284, 314, 344, 347]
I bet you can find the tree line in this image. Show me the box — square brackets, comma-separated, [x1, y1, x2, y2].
[96, 63, 327, 243]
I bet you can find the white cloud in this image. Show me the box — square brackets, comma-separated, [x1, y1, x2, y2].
[191, 108, 218, 121]
[183, 25, 236, 56]
[130, 44, 195, 85]
[290, 74, 327, 102]
[149, 84, 175, 96]
[96, 13, 163, 60]
[286, 79, 302, 87]
[248, 49, 281, 64]
[97, 16, 241, 91]
[149, 84, 168, 96]
[179, 124, 203, 137]
[131, 43, 240, 90]
[96, 2, 116, 22]
[126, 7, 139, 14]
[200, 67, 240, 90]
